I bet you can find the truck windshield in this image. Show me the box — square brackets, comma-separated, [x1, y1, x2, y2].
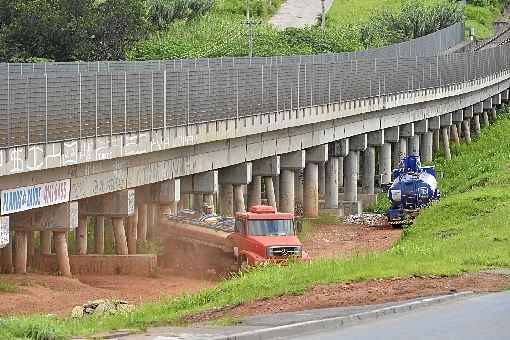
[248, 220, 294, 236]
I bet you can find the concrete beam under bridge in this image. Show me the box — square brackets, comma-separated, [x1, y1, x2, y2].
[218, 163, 252, 185]
[181, 172, 218, 193]
[384, 127, 399, 143]
[252, 156, 280, 177]
[414, 120, 428, 135]
[80, 190, 135, 218]
[280, 151, 305, 170]
[399, 123, 414, 137]
[10, 202, 79, 231]
[329, 139, 349, 158]
[367, 131, 384, 146]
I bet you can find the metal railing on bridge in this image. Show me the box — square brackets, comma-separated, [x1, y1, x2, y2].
[0, 43, 506, 149]
[0, 23, 465, 74]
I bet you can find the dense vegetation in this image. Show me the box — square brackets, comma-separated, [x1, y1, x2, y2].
[1, 0, 503, 62]
[2, 106, 510, 339]
[130, 0, 464, 60]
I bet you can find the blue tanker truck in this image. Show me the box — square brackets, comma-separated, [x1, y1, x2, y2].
[386, 155, 441, 226]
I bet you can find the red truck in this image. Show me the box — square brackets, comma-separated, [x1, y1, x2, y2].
[230, 205, 310, 267]
[160, 205, 310, 273]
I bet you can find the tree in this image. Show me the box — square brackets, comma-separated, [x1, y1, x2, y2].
[93, 0, 147, 60]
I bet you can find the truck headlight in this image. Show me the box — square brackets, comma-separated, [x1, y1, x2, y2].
[391, 190, 401, 202]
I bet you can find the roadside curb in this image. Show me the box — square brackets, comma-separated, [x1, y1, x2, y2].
[214, 291, 475, 340]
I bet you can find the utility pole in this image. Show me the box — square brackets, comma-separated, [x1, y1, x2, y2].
[321, 0, 326, 33]
[245, 0, 255, 58]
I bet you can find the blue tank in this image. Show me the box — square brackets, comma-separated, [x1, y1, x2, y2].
[387, 155, 440, 225]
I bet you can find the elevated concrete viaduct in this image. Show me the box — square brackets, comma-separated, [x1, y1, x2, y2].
[0, 32, 509, 276]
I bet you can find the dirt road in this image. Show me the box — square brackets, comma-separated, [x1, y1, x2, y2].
[270, 0, 335, 29]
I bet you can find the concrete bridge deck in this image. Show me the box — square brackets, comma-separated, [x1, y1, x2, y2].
[0, 22, 508, 277]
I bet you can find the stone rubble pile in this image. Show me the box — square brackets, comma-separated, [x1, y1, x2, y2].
[71, 299, 134, 318]
[344, 213, 387, 226]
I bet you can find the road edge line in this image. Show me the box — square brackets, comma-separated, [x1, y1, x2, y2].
[216, 291, 475, 340]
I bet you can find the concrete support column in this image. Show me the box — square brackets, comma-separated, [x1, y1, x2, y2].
[137, 203, 148, 241]
[40, 230, 52, 255]
[482, 111, 490, 128]
[338, 157, 344, 189]
[318, 164, 326, 199]
[27, 231, 35, 266]
[450, 124, 460, 145]
[408, 135, 420, 156]
[344, 151, 359, 202]
[399, 138, 407, 158]
[303, 163, 319, 217]
[462, 120, 472, 144]
[148, 202, 161, 241]
[203, 193, 214, 211]
[279, 169, 295, 213]
[391, 142, 400, 168]
[264, 177, 277, 209]
[441, 127, 452, 160]
[192, 193, 203, 210]
[76, 216, 88, 255]
[420, 132, 433, 163]
[247, 176, 261, 209]
[273, 176, 280, 209]
[362, 148, 375, 194]
[325, 157, 339, 209]
[94, 216, 105, 255]
[219, 184, 234, 217]
[112, 217, 128, 255]
[379, 143, 392, 185]
[295, 171, 303, 207]
[432, 130, 440, 155]
[490, 107, 497, 122]
[1, 237, 13, 273]
[127, 208, 138, 255]
[472, 115, 481, 138]
[53, 231, 71, 277]
[14, 230, 27, 274]
[233, 185, 246, 213]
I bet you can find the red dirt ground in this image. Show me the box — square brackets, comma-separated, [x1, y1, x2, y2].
[301, 223, 402, 259]
[0, 270, 215, 316]
[0, 222, 402, 317]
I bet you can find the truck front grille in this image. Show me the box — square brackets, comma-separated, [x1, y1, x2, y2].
[267, 246, 301, 257]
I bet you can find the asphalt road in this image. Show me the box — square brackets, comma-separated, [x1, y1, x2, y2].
[291, 292, 510, 340]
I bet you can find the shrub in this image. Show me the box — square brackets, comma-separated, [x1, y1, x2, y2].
[146, 0, 215, 30]
[361, 0, 464, 47]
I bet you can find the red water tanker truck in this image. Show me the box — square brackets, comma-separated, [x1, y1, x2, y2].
[160, 205, 310, 272]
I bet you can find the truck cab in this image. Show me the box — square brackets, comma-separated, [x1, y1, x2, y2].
[229, 205, 310, 266]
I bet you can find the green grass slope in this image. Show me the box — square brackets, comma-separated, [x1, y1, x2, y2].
[3, 109, 510, 339]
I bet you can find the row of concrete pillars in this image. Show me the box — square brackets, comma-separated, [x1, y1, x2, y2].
[210, 109, 496, 219]
[0, 201, 170, 277]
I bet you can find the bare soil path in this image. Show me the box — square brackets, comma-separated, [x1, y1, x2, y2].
[270, 0, 335, 29]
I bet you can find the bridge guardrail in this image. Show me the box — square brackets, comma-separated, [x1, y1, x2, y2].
[0, 43, 507, 149]
[0, 23, 464, 74]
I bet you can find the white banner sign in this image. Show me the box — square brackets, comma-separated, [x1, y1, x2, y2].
[1, 179, 71, 215]
[0, 216, 9, 248]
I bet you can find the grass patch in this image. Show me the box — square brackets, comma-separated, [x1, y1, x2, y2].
[465, 2, 504, 39]
[0, 281, 18, 293]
